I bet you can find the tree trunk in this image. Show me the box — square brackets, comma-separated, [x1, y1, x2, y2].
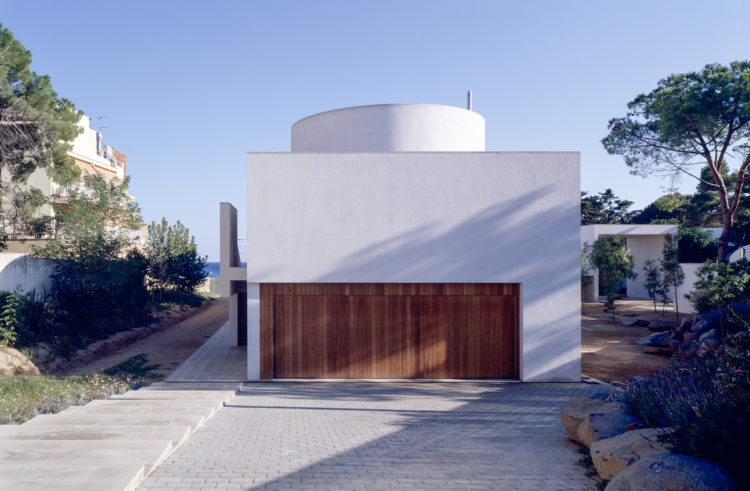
[673, 284, 679, 320]
[717, 216, 733, 263]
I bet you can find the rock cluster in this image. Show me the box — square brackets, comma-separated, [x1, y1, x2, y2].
[561, 394, 737, 489]
[633, 315, 723, 358]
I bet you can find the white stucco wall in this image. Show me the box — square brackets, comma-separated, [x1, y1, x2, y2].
[627, 235, 668, 299]
[247, 151, 581, 382]
[675, 262, 702, 315]
[0, 253, 54, 295]
[291, 104, 485, 152]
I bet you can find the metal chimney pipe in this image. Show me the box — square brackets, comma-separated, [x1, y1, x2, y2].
[467, 90, 472, 111]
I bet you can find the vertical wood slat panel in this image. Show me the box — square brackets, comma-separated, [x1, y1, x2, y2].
[262, 283, 519, 379]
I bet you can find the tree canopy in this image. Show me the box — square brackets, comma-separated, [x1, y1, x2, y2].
[0, 24, 82, 243]
[602, 61, 750, 262]
[0, 23, 81, 184]
[146, 218, 207, 293]
[581, 188, 634, 224]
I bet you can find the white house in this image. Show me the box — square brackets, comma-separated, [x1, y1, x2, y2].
[580, 224, 678, 301]
[222, 103, 581, 382]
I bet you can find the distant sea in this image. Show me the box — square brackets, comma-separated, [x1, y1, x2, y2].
[204, 261, 246, 278]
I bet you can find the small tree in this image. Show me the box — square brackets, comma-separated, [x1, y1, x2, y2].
[34, 175, 147, 338]
[661, 234, 685, 319]
[642, 259, 666, 313]
[146, 218, 207, 295]
[588, 236, 637, 321]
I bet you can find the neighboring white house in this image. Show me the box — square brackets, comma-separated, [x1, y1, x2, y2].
[581, 224, 678, 301]
[2, 114, 136, 253]
[222, 103, 581, 382]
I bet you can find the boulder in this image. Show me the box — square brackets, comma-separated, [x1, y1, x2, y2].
[561, 396, 607, 441]
[633, 331, 670, 347]
[590, 428, 670, 480]
[605, 389, 626, 403]
[0, 347, 40, 375]
[649, 319, 680, 332]
[699, 328, 719, 343]
[690, 318, 711, 337]
[667, 338, 682, 351]
[677, 315, 694, 333]
[605, 453, 737, 491]
[697, 332, 721, 358]
[578, 408, 640, 448]
[679, 339, 699, 357]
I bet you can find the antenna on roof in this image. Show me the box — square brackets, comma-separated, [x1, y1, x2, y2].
[96, 116, 109, 156]
[466, 90, 472, 111]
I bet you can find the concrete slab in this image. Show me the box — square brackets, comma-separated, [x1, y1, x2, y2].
[23, 412, 209, 429]
[0, 439, 173, 471]
[0, 463, 145, 491]
[0, 317, 242, 490]
[0, 424, 192, 446]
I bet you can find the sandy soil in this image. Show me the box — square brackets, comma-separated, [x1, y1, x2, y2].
[62, 297, 229, 381]
[581, 300, 689, 384]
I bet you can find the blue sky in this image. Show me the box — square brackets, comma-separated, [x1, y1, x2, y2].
[2, 0, 749, 260]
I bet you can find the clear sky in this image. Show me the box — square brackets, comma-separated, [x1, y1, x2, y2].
[2, 0, 749, 260]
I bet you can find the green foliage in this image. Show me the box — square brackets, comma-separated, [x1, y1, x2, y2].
[580, 189, 634, 224]
[690, 260, 750, 316]
[678, 227, 718, 263]
[0, 23, 82, 247]
[49, 249, 149, 341]
[0, 289, 20, 347]
[603, 61, 750, 262]
[0, 373, 132, 425]
[147, 218, 207, 294]
[32, 175, 148, 351]
[642, 259, 667, 313]
[587, 236, 637, 315]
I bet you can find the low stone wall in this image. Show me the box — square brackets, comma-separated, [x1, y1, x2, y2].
[0, 253, 55, 296]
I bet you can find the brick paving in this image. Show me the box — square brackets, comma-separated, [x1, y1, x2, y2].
[139, 383, 607, 490]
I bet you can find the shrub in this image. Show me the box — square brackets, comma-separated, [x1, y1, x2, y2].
[623, 344, 750, 487]
[678, 227, 719, 263]
[0, 289, 20, 347]
[147, 218, 207, 294]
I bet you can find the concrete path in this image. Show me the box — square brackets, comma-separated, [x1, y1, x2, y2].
[139, 382, 607, 490]
[0, 382, 238, 491]
[167, 321, 246, 383]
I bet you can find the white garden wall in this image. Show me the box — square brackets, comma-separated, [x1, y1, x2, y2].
[0, 253, 54, 296]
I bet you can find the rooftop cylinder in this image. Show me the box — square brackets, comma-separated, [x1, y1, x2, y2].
[291, 103, 485, 152]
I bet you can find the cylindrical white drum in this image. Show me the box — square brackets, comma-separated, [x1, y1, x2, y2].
[291, 104, 485, 152]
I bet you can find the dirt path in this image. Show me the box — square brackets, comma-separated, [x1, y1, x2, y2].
[581, 300, 686, 384]
[63, 298, 229, 382]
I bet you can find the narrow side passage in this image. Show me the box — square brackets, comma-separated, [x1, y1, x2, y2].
[139, 383, 607, 490]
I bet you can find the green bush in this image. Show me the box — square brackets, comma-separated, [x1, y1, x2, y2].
[147, 218, 207, 294]
[50, 249, 149, 345]
[678, 228, 719, 263]
[623, 341, 750, 487]
[0, 290, 19, 347]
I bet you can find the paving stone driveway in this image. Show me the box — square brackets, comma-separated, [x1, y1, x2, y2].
[139, 383, 606, 490]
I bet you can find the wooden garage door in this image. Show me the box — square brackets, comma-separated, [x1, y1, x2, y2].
[260, 283, 518, 379]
